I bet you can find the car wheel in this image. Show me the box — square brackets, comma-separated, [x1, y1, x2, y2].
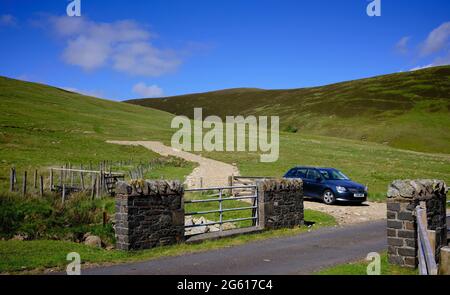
[322, 189, 336, 205]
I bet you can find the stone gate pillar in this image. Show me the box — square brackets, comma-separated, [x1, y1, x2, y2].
[257, 179, 304, 229]
[115, 180, 185, 251]
[386, 179, 447, 268]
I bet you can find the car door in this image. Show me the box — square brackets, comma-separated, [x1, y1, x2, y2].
[293, 168, 309, 195]
[305, 169, 322, 198]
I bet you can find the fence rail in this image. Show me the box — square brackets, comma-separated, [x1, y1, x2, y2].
[416, 205, 438, 275]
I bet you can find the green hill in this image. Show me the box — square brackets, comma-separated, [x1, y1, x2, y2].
[0, 76, 193, 189]
[127, 66, 450, 154]
[0, 75, 449, 199]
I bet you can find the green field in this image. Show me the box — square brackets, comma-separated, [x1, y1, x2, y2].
[0, 76, 194, 191]
[198, 132, 450, 201]
[315, 252, 417, 275]
[1, 75, 449, 201]
[128, 66, 450, 154]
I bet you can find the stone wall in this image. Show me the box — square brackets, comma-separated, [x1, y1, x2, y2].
[257, 179, 304, 229]
[386, 179, 447, 268]
[115, 180, 184, 251]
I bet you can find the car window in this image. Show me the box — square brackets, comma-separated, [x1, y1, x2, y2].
[318, 169, 350, 180]
[306, 169, 320, 180]
[285, 169, 297, 177]
[319, 170, 331, 180]
[295, 169, 307, 178]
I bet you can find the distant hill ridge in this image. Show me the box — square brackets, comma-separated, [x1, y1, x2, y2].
[126, 66, 450, 154]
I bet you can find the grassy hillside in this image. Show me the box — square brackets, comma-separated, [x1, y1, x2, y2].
[0, 76, 449, 200]
[197, 132, 450, 201]
[128, 66, 450, 154]
[0, 76, 193, 189]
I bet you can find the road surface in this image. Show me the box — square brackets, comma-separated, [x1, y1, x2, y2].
[82, 220, 386, 275]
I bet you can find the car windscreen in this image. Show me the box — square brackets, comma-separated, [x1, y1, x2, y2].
[319, 169, 350, 180]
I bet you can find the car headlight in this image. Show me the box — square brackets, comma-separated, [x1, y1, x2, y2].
[336, 186, 347, 193]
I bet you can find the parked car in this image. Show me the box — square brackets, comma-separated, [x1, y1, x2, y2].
[283, 166, 367, 205]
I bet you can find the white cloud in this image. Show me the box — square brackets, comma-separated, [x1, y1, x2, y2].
[0, 14, 17, 27]
[421, 22, 450, 56]
[132, 82, 163, 98]
[49, 16, 180, 76]
[395, 36, 410, 54]
[406, 22, 450, 71]
[409, 64, 433, 71]
[113, 42, 179, 76]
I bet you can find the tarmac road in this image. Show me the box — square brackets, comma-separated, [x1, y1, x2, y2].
[82, 220, 387, 275]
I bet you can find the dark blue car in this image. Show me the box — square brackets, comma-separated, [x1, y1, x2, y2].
[284, 166, 368, 205]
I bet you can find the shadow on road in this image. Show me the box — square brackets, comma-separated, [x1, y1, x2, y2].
[304, 197, 369, 207]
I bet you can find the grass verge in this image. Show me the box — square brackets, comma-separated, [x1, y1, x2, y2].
[315, 252, 418, 275]
[0, 209, 335, 274]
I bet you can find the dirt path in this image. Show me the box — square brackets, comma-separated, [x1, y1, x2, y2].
[107, 140, 239, 188]
[107, 140, 386, 225]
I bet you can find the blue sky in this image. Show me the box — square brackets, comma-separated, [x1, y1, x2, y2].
[0, 0, 449, 100]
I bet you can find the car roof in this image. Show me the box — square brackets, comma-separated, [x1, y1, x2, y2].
[292, 166, 336, 170]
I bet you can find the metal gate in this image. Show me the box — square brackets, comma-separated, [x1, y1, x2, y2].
[184, 185, 259, 236]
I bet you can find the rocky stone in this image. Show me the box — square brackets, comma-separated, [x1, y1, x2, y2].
[11, 234, 28, 241]
[184, 216, 230, 236]
[222, 222, 237, 231]
[84, 235, 102, 248]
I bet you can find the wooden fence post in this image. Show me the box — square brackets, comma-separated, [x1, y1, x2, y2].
[228, 175, 233, 195]
[22, 171, 27, 197]
[60, 167, 63, 188]
[440, 247, 450, 275]
[70, 163, 73, 187]
[427, 230, 436, 257]
[91, 175, 96, 200]
[50, 168, 53, 191]
[99, 170, 103, 195]
[39, 175, 44, 197]
[62, 184, 66, 204]
[96, 174, 100, 198]
[80, 169, 85, 190]
[33, 169, 37, 189]
[9, 167, 15, 192]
